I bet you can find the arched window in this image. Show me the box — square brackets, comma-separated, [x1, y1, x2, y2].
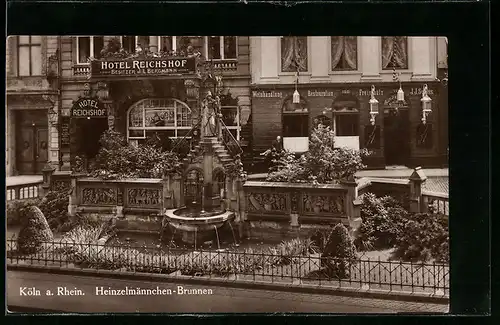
[127, 98, 192, 144]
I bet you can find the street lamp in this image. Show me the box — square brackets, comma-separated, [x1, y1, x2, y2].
[48, 106, 59, 127]
[421, 84, 432, 124]
[292, 58, 300, 104]
[369, 85, 379, 125]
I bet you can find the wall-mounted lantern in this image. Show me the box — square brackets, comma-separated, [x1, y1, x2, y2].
[369, 85, 379, 125]
[48, 106, 59, 127]
[421, 84, 432, 124]
[292, 59, 300, 104]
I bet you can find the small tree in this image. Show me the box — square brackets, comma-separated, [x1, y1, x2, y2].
[321, 223, 357, 279]
[17, 206, 54, 254]
[267, 125, 368, 184]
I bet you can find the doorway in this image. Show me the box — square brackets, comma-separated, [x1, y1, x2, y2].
[15, 111, 48, 174]
[383, 108, 410, 166]
[72, 118, 108, 169]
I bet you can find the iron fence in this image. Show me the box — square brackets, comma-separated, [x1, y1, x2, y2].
[6, 239, 449, 296]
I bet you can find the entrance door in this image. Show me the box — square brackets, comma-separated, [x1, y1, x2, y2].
[17, 126, 48, 174]
[383, 108, 410, 166]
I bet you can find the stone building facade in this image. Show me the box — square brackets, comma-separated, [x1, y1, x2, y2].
[6, 36, 252, 175]
[249, 36, 449, 168]
[6, 36, 60, 176]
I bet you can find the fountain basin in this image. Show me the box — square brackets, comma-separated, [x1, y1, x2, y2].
[163, 207, 236, 244]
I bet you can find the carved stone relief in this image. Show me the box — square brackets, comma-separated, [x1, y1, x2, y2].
[303, 194, 344, 214]
[127, 188, 161, 207]
[81, 188, 117, 205]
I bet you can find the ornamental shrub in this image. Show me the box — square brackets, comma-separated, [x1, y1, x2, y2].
[321, 223, 357, 279]
[267, 125, 368, 184]
[90, 130, 181, 179]
[38, 189, 71, 232]
[17, 206, 54, 254]
[354, 193, 408, 251]
[394, 212, 449, 263]
[6, 199, 40, 227]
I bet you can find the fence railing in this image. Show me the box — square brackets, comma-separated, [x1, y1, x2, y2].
[422, 190, 449, 216]
[6, 239, 449, 296]
[220, 118, 243, 158]
[6, 180, 44, 201]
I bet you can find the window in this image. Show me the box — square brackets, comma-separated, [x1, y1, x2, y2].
[77, 36, 104, 64]
[208, 36, 237, 60]
[381, 36, 408, 70]
[136, 36, 150, 51]
[334, 114, 359, 136]
[121, 36, 136, 53]
[331, 36, 358, 71]
[283, 114, 309, 137]
[18, 36, 42, 76]
[127, 98, 192, 141]
[220, 106, 240, 140]
[281, 36, 308, 72]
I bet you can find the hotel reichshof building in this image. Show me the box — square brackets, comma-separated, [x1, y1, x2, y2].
[6, 36, 448, 177]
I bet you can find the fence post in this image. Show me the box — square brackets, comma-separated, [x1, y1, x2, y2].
[171, 173, 183, 208]
[162, 174, 173, 210]
[409, 167, 427, 213]
[340, 175, 357, 216]
[41, 163, 56, 197]
[68, 172, 82, 217]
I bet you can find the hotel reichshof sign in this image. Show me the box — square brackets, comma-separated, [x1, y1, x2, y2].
[71, 98, 106, 118]
[90, 57, 197, 77]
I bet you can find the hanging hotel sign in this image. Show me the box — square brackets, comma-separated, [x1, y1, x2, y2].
[71, 98, 107, 118]
[90, 57, 196, 77]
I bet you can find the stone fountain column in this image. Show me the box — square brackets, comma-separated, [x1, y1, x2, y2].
[201, 141, 214, 212]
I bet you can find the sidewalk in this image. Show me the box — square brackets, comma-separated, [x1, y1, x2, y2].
[7, 270, 448, 313]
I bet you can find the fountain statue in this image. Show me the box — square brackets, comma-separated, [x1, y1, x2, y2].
[163, 82, 237, 246]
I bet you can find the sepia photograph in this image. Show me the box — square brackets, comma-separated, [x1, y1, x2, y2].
[6, 35, 449, 314]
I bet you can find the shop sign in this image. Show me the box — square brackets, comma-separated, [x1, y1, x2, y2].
[252, 90, 283, 98]
[71, 98, 107, 118]
[91, 57, 196, 77]
[307, 90, 335, 97]
[410, 87, 435, 96]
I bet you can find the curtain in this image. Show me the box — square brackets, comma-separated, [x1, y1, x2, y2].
[344, 36, 357, 69]
[331, 37, 344, 69]
[382, 36, 408, 69]
[281, 37, 307, 72]
[331, 36, 357, 70]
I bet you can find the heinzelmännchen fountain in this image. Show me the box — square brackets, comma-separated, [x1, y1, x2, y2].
[163, 75, 244, 247]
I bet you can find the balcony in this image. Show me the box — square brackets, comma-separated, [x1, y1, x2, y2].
[73, 64, 90, 76]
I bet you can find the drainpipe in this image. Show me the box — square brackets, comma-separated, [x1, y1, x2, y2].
[57, 36, 63, 171]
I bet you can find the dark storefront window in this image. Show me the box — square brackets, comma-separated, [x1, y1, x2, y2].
[335, 114, 359, 136]
[283, 114, 309, 137]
